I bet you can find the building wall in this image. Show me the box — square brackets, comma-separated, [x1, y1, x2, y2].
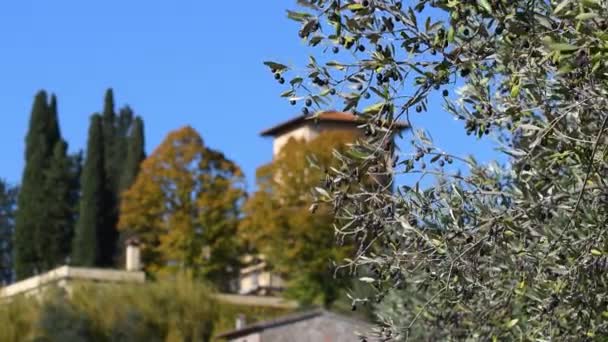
[272, 122, 362, 157]
[0, 266, 145, 299]
[244, 121, 363, 297]
[239, 269, 285, 295]
[239, 272, 257, 295]
[260, 314, 369, 342]
[272, 125, 316, 157]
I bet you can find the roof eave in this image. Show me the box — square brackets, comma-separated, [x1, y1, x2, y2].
[215, 309, 324, 339]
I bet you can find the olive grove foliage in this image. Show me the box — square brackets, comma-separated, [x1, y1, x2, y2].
[269, 0, 608, 340]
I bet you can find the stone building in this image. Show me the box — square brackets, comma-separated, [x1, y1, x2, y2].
[260, 111, 369, 157]
[238, 254, 284, 295]
[238, 111, 407, 296]
[216, 309, 371, 342]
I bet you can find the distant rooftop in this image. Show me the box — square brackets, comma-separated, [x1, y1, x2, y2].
[216, 308, 370, 340]
[260, 111, 408, 137]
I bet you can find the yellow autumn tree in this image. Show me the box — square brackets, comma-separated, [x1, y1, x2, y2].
[240, 130, 358, 305]
[119, 126, 245, 291]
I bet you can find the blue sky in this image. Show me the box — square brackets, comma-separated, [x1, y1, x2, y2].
[0, 1, 500, 189]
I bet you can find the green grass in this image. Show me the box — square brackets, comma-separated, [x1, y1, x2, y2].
[0, 275, 294, 342]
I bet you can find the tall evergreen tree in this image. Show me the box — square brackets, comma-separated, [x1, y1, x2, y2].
[116, 106, 134, 162]
[112, 112, 144, 265]
[47, 95, 60, 141]
[119, 116, 145, 193]
[101, 88, 117, 188]
[0, 180, 18, 285]
[44, 95, 77, 268]
[68, 151, 84, 227]
[41, 140, 74, 270]
[101, 89, 120, 266]
[14, 91, 62, 279]
[74, 89, 146, 267]
[97, 89, 146, 266]
[72, 115, 106, 267]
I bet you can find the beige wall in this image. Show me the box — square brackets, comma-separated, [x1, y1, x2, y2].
[239, 272, 256, 294]
[0, 266, 145, 299]
[272, 122, 362, 157]
[239, 269, 285, 295]
[273, 125, 316, 156]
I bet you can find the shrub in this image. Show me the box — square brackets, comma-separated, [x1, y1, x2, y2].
[0, 274, 296, 341]
[0, 294, 39, 342]
[0, 274, 216, 341]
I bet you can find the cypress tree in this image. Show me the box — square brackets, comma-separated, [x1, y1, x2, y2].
[72, 115, 106, 267]
[117, 106, 134, 152]
[41, 140, 74, 270]
[82, 89, 146, 267]
[119, 117, 145, 193]
[47, 95, 60, 140]
[0, 180, 18, 285]
[68, 151, 83, 226]
[115, 117, 146, 263]
[99, 91, 146, 266]
[14, 91, 62, 279]
[100, 89, 120, 266]
[102, 88, 117, 192]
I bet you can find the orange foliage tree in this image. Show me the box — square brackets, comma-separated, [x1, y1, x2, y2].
[119, 126, 245, 291]
[240, 130, 358, 305]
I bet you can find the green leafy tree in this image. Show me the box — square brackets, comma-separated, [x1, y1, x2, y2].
[0, 180, 18, 284]
[72, 115, 106, 267]
[119, 126, 245, 291]
[241, 131, 357, 306]
[14, 91, 65, 279]
[271, 0, 608, 339]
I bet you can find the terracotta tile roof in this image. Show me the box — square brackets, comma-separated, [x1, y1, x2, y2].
[260, 111, 408, 137]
